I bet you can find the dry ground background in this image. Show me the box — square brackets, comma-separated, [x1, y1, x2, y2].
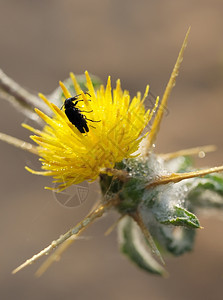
[1, 1, 223, 299]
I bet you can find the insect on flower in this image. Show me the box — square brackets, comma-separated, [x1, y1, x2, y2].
[61, 92, 101, 133]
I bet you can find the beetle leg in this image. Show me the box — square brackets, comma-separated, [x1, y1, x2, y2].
[84, 117, 101, 123]
[89, 124, 96, 129]
[80, 110, 93, 113]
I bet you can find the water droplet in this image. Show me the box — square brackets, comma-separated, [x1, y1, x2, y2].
[198, 151, 205, 158]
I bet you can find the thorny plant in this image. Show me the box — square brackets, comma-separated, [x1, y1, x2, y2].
[1, 28, 223, 277]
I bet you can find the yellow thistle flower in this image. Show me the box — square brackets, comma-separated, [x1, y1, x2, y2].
[2, 27, 223, 277]
[22, 71, 158, 190]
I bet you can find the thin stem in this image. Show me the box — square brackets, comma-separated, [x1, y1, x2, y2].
[0, 132, 38, 155]
[130, 211, 165, 265]
[143, 27, 191, 155]
[104, 215, 124, 236]
[159, 145, 217, 161]
[12, 197, 119, 275]
[36, 236, 78, 277]
[147, 165, 223, 189]
[0, 68, 48, 120]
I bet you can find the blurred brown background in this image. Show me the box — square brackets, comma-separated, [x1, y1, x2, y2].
[1, 1, 223, 299]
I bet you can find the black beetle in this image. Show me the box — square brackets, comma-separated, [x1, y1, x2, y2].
[61, 92, 100, 133]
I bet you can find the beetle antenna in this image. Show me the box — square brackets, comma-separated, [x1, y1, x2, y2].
[73, 92, 91, 98]
[85, 92, 91, 97]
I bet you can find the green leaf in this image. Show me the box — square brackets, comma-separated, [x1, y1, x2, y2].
[141, 182, 201, 229]
[118, 216, 167, 276]
[159, 226, 195, 256]
[158, 205, 201, 229]
[187, 173, 223, 208]
[139, 202, 197, 256]
[118, 178, 145, 213]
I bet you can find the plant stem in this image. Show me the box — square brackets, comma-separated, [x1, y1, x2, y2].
[130, 211, 164, 265]
[12, 197, 119, 275]
[147, 165, 223, 188]
[0, 68, 47, 120]
[0, 132, 38, 154]
[143, 27, 190, 155]
[159, 145, 217, 160]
